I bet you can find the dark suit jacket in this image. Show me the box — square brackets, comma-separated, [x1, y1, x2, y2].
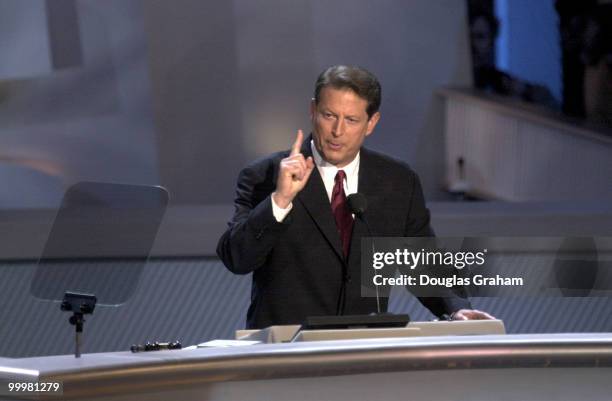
[217, 138, 470, 329]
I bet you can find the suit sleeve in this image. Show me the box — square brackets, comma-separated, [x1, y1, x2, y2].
[216, 160, 291, 275]
[404, 171, 472, 316]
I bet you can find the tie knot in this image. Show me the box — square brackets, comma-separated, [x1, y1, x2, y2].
[335, 170, 346, 184]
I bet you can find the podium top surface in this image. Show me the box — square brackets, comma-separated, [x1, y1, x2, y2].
[1, 333, 612, 399]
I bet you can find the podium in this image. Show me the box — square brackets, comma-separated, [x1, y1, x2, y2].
[1, 324, 612, 401]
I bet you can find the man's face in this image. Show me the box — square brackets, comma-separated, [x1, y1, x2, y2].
[310, 87, 380, 167]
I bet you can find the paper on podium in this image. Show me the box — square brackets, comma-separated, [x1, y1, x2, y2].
[198, 340, 261, 347]
[236, 325, 302, 343]
[408, 319, 505, 336]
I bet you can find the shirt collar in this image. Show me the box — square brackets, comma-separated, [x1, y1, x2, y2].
[310, 139, 360, 181]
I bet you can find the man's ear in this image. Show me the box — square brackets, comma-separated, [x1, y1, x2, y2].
[365, 112, 381, 136]
[309, 98, 316, 120]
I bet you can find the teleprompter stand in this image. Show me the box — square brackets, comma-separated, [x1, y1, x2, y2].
[61, 291, 97, 358]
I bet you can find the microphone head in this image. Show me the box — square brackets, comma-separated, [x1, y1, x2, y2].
[347, 193, 367, 216]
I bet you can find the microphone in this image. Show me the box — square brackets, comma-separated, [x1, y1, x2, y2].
[347, 193, 367, 218]
[347, 193, 381, 314]
[335, 194, 367, 316]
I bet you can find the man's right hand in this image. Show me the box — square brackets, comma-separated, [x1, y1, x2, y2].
[272, 130, 315, 209]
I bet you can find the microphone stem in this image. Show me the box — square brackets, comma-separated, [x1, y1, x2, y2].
[361, 214, 381, 315]
[373, 240, 381, 314]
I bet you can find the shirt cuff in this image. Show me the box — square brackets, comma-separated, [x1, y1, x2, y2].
[271, 195, 293, 222]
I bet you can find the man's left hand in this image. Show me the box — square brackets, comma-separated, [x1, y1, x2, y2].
[452, 309, 495, 320]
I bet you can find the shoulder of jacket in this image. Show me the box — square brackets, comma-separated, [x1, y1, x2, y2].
[236, 150, 290, 187]
[361, 147, 417, 178]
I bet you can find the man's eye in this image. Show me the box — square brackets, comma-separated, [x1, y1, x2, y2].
[323, 112, 334, 119]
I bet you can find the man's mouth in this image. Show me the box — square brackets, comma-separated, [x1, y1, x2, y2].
[327, 142, 342, 150]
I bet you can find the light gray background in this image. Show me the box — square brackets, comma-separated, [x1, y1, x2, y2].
[0, 0, 471, 208]
[1, 1, 610, 358]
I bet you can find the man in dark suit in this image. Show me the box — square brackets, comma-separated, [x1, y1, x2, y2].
[217, 65, 493, 329]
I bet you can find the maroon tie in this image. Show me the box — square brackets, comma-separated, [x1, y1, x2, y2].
[331, 170, 354, 259]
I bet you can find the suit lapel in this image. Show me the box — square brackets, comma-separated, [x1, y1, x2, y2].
[296, 136, 345, 262]
[356, 148, 381, 235]
[347, 148, 380, 262]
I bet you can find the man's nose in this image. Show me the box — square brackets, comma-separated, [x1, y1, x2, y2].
[332, 118, 345, 136]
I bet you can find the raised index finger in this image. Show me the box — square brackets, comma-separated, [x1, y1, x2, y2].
[290, 129, 304, 156]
